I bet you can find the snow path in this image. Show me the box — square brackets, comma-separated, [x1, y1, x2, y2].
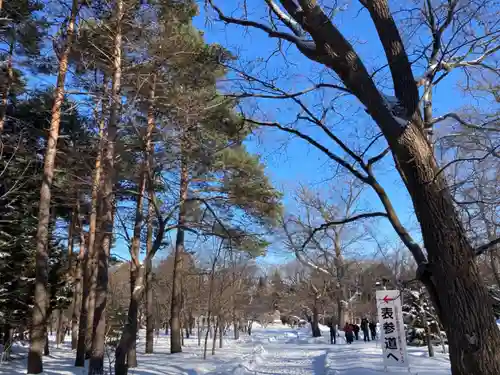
[0, 324, 451, 375]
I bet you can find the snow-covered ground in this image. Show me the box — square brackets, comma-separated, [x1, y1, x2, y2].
[0, 323, 451, 375]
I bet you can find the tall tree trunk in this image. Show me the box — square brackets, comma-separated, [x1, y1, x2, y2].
[170, 152, 188, 354]
[44, 330, 49, 356]
[27, 1, 78, 372]
[75, 76, 108, 367]
[395, 124, 500, 375]
[56, 310, 64, 346]
[311, 303, 321, 338]
[211, 317, 218, 356]
[203, 317, 210, 360]
[197, 317, 202, 346]
[233, 321, 239, 340]
[114, 171, 146, 374]
[145, 73, 157, 355]
[0, 42, 13, 133]
[85, 81, 110, 361]
[218, 317, 223, 348]
[127, 173, 147, 368]
[145, 187, 154, 354]
[88, 0, 122, 371]
[72, 223, 85, 350]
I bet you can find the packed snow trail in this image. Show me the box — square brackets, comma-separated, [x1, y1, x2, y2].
[0, 323, 451, 375]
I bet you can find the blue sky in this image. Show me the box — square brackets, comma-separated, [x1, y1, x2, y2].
[21, 0, 478, 266]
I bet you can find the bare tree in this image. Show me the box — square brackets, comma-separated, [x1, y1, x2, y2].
[283, 180, 372, 329]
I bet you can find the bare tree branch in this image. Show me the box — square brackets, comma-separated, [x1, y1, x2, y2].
[300, 211, 389, 251]
[476, 237, 500, 256]
[428, 112, 500, 132]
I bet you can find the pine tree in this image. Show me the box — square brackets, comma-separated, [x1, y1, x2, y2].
[0, 0, 47, 132]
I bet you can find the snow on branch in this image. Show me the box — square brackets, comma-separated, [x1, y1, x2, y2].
[265, 0, 304, 37]
[207, 0, 316, 53]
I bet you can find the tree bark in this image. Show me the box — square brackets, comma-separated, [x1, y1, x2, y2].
[88, 0, 122, 372]
[27, 1, 78, 372]
[56, 309, 64, 346]
[145, 191, 154, 354]
[197, 317, 202, 346]
[397, 124, 500, 375]
[114, 168, 147, 374]
[311, 304, 321, 338]
[219, 317, 223, 348]
[170, 151, 188, 354]
[126, 171, 148, 369]
[211, 317, 218, 356]
[203, 316, 210, 359]
[44, 331, 49, 356]
[75, 76, 108, 367]
[145, 74, 156, 355]
[233, 321, 239, 340]
[72, 224, 85, 350]
[84, 78, 109, 362]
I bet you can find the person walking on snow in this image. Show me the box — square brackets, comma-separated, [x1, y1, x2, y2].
[353, 323, 360, 340]
[344, 323, 354, 344]
[328, 319, 336, 344]
[361, 318, 370, 342]
[369, 320, 377, 340]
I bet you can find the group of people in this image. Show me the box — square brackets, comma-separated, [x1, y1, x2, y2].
[343, 318, 377, 344]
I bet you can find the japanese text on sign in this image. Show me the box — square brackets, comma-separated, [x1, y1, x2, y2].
[376, 290, 409, 368]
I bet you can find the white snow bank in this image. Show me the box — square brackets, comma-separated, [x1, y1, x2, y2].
[0, 325, 451, 375]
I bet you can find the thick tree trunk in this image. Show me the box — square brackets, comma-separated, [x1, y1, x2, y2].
[115, 174, 147, 373]
[126, 174, 147, 368]
[44, 331, 49, 356]
[84, 80, 109, 362]
[219, 317, 223, 348]
[211, 317, 218, 356]
[170, 154, 188, 353]
[72, 222, 85, 350]
[56, 310, 64, 346]
[88, 0, 122, 372]
[185, 317, 190, 339]
[197, 317, 202, 346]
[87, 237, 109, 375]
[145, 191, 154, 354]
[311, 304, 321, 338]
[394, 123, 500, 375]
[75, 77, 107, 367]
[233, 321, 239, 340]
[27, 2, 78, 372]
[203, 316, 210, 359]
[143, 74, 156, 355]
